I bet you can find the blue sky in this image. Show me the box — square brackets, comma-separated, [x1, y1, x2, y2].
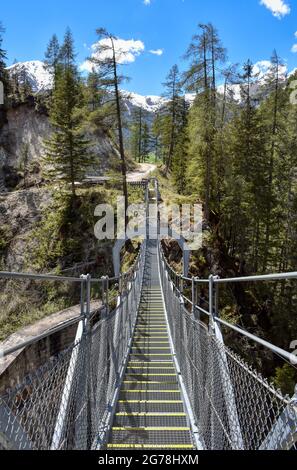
[1, 0, 297, 95]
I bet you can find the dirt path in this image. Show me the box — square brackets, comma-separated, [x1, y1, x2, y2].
[127, 163, 156, 182]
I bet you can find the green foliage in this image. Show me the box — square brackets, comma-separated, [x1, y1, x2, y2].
[0, 224, 13, 255]
[0, 23, 8, 89]
[172, 99, 189, 194]
[43, 29, 92, 195]
[30, 188, 114, 271]
[44, 33, 60, 84]
[220, 305, 242, 326]
[274, 364, 297, 396]
[129, 108, 152, 163]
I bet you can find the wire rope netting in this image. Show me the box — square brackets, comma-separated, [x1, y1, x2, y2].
[0, 242, 146, 450]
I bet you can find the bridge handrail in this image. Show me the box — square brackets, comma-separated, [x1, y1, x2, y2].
[0, 241, 146, 358]
[214, 272, 297, 283]
[158, 243, 297, 365]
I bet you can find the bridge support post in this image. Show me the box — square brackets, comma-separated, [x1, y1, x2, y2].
[208, 275, 215, 333]
[86, 274, 91, 328]
[191, 278, 195, 315]
[191, 277, 200, 319]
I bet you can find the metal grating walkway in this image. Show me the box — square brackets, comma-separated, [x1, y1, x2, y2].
[107, 241, 194, 450]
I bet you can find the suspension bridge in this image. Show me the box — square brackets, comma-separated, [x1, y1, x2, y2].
[0, 179, 296, 450]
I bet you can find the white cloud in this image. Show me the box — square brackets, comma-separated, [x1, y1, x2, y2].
[260, 0, 291, 19]
[294, 31, 297, 37]
[149, 49, 163, 56]
[253, 60, 287, 79]
[291, 44, 297, 53]
[143, 0, 151, 5]
[80, 37, 145, 72]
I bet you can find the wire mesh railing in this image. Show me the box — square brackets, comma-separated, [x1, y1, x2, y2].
[0, 241, 146, 450]
[158, 243, 297, 450]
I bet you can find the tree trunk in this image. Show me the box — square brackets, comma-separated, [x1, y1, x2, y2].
[263, 58, 279, 270]
[111, 37, 129, 228]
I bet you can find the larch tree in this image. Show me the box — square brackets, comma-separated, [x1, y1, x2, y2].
[172, 97, 190, 194]
[89, 28, 129, 226]
[261, 51, 285, 271]
[162, 65, 182, 174]
[183, 23, 226, 220]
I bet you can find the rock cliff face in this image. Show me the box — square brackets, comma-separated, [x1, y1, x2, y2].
[0, 100, 124, 273]
[0, 188, 52, 271]
[0, 101, 121, 191]
[0, 103, 49, 190]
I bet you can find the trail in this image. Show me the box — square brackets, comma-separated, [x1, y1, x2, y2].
[127, 163, 156, 182]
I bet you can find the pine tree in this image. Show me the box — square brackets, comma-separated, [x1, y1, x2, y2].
[221, 60, 268, 270]
[43, 29, 91, 197]
[172, 98, 189, 194]
[59, 28, 75, 69]
[86, 67, 103, 111]
[162, 65, 182, 173]
[261, 51, 285, 271]
[0, 23, 8, 104]
[151, 112, 169, 164]
[44, 34, 60, 83]
[151, 113, 163, 163]
[90, 28, 129, 225]
[130, 107, 143, 162]
[183, 23, 227, 220]
[141, 122, 151, 162]
[19, 68, 33, 100]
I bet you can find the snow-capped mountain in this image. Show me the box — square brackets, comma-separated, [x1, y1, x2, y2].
[217, 62, 288, 104]
[6, 61, 168, 114]
[7, 60, 53, 93]
[121, 90, 168, 114]
[6, 59, 290, 112]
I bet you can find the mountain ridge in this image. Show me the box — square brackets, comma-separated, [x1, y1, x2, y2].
[7, 59, 293, 113]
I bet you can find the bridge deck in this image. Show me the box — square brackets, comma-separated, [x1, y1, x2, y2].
[107, 241, 194, 450]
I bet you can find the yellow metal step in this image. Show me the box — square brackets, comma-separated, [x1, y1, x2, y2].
[116, 412, 186, 417]
[126, 374, 176, 376]
[132, 348, 171, 350]
[107, 444, 194, 449]
[131, 354, 172, 356]
[112, 427, 190, 431]
[121, 390, 180, 393]
[128, 361, 173, 367]
[123, 381, 177, 384]
[118, 400, 183, 404]
[126, 367, 174, 369]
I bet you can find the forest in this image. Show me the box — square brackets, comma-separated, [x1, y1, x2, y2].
[0, 21, 297, 394]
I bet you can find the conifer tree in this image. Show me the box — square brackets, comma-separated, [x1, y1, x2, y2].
[141, 122, 151, 162]
[44, 34, 60, 83]
[221, 60, 268, 270]
[10, 59, 20, 99]
[90, 28, 129, 225]
[0, 23, 8, 104]
[162, 65, 182, 173]
[43, 29, 91, 197]
[86, 67, 103, 111]
[19, 68, 33, 100]
[151, 113, 163, 162]
[172, 98, 189, 194]
[151, 112, 169, 164]
[130, 107, 143, 162]
[261, 51, 285, 270]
